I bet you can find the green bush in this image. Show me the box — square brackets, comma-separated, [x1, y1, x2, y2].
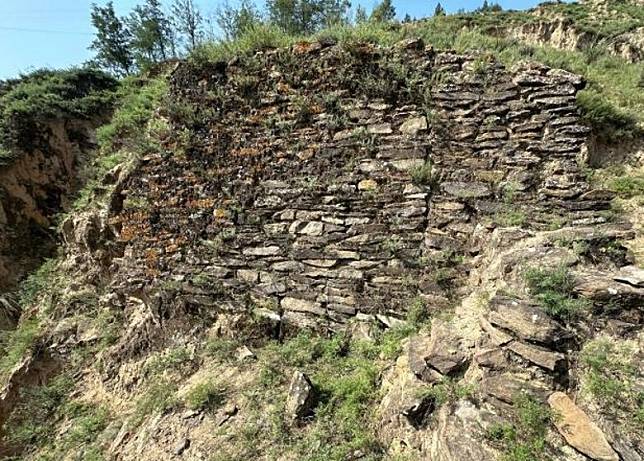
[184, 380, 226, 411]
[96, 76, 168, 152]
[487, 394, 552, 461]
[0, 68, 117, 160]
[524, 266, 590, 321]
[4, 374, 74, 447]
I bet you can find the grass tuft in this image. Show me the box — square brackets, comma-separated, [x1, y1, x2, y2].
[523, 266, 590, 321]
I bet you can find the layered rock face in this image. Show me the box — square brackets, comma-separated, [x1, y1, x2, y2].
[108, 40, 604, 331]
[0, 119, 97, 292]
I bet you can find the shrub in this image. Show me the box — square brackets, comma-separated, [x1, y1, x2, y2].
[184, 380, 226, 411]
[0, 68, 117, 160]
[96, 76, 168, 152]
[487, 394, 552, 461]
[4, 374, 74, 448]
[523, 266, 590, 320]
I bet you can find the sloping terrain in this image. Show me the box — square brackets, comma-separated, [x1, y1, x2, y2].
[0, 2, 643, 461]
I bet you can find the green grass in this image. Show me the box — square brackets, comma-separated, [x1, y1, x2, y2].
[239, 297, 431, 460]
[3, 374, 74, 449]
[130, 379, 179, 428]
[580, 338, 643, 431]
[17, 259, 58, 308]
[96, 76, 168, 152]
[523, 266, 590, 321]
[487, 394, 553, 461]
[495, 209, 528, 227]
[608, 173, 644, 199]
[0, 318, 41, 379]
[190, 23, 297, 65]
[64, 75, 168, 214]
[143, 346, 193, 376]
[184, 379, 226, 411]
[418, 378, 476, 408]
[410, 160, 434, 186]
[0, 258, 62, 383]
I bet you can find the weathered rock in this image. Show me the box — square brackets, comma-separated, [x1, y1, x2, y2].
[281, 297, 325, 316]
[400, 116, 428, 135]
[481, 373, 550, 404]
[408, 320, 471, 382]
[427, 400, 499, 461]
[507, 340, 565, 371]
[173, 438, 190, 455]
[286, 371, 315, 420]
[441, 182, 491, 199]
[487, 296, 567, 345]
[548, 392, 619, 461]
[614, 265, 644, 288]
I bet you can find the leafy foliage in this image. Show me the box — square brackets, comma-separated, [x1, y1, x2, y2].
[216, 0, 264, 40]
[0, 68, 118, 161]
[487, 395, 553, 461]
[184, 380, 226, 410]
[581, 338, 643, 431]
[90, 2, 134, 77]
[370, 0, 396, 23]
[524, 266, 590, 320]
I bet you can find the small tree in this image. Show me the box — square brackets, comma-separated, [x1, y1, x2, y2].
[370, 0, 396, 23]
[319, 0, 352, 27]
[434, 2, 446, 16]
[355, 5, 368, 24]
[89, 2, 134, 76]
[215, 0, 263, 40]
[267, 0, 350, 35]
[128, 0, 174, 68]
[477, 0, 503, 12]
[170, 0, 204, 52]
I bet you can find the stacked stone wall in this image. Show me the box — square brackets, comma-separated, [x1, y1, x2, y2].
[109, 40, 607, 330]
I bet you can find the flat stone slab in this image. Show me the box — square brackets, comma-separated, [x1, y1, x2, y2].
[548, 392, 619, 461]
[487, 296, 567, 345]
[399, 116, 428, 135]
[441, 181, 491, 199]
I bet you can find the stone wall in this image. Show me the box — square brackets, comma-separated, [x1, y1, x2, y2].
[109, 39, 609, 331]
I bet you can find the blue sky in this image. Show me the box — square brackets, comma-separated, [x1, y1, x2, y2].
[0, 0, 546, 79]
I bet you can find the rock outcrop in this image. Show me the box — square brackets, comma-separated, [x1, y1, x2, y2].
[0, 119, 100, 292]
